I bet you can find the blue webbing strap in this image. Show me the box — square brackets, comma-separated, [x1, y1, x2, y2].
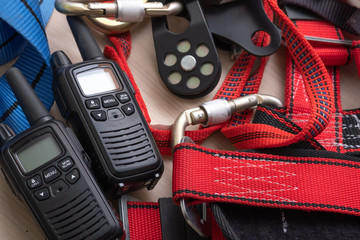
[0, 0, 55, 134]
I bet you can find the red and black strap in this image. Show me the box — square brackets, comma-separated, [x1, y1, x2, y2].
[172, 142, 360, 215]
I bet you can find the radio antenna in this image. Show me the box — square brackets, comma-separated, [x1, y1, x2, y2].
[67, 16, 105, 61]
[5, 67, 52, 126]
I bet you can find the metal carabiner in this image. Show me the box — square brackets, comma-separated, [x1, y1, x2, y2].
[171, 94, 283, 237]
[55, 0, 184, 34]
[55, 0, 107, 16]
[86, 0, 183, 34]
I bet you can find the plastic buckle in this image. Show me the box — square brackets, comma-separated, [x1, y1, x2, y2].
[171, 94, 283, 237]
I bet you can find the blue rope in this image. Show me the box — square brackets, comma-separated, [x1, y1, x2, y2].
[0, 0, 55, 134]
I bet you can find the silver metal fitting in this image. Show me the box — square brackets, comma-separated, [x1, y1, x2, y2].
[192, 99, 232, 126]
[172, 94, 283, 150]
[55, 0, 183, 33]
[55, 0, 105, 16]
[116, 0, 145, 22]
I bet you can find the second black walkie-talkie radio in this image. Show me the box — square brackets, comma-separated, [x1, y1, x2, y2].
[51, 16, 163, 194]
[0, 68, 122, 240]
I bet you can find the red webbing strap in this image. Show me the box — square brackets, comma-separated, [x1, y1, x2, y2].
[284, 21, 344, 153]
[215, 38, 270, 128]
[283, 20, 360, 155]
[286, 63, 345, 153]
[172, 142, 360, 216]
[126, 201, 225, 240]
[127, 202, 162, 239]
[220, 0, 335, 150]
[294, 21, 351, 66]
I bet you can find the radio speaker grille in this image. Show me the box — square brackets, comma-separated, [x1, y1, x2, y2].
[45, 189, 109, 240]
[100, 123, 156, 167]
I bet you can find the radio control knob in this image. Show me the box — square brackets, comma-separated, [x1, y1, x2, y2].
[51, 51, 72, 71]
[0, 123, 15, 145]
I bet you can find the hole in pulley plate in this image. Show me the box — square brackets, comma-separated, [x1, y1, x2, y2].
[251, 30, 271, 47]
[166, 15, 190, 34]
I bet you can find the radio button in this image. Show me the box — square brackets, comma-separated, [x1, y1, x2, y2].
[27, 175, 42, 189]
[116, 92, 130, 103]
[85, 98, 100, 109]
[121, 103, 135, 116]
[108, 109, 124, 121]
[51, 180, 69, 195]
[34, 188, 50, 201]
[90, 110, 106, 121]
[66, 169, 80, 184]
[58, 158, 73, 172]
[102, 95, 119, 108]
[43, 166, 61, 183]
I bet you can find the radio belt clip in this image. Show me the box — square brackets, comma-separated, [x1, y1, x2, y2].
[171, 94, 284, 237]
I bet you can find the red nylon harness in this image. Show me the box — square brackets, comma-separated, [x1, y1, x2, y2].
[103, 0, 360, 238]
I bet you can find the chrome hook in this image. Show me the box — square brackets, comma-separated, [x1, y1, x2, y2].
[55, 0, 183, 34]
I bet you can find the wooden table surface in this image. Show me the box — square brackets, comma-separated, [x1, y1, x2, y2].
[1, 1, 360, 238]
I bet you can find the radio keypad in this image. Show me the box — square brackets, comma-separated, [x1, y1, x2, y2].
[43, 166, 61, 183]
[88, 93, 136, 121]
[108, 109, 124, 121]
[34, 188, 50, 201]
[51, 180, 69, 196]
[58, 158, 74, 172]
[27, 175, 42, 189]
[121, 103, 135, 116]
[66, 169, 80, 184]
[85, 98, 100, 109]
[102, 95, 119, 108]
[30, 157, 81, 201]
[91, 110, 107, 121]
[116, 92, 130, 103]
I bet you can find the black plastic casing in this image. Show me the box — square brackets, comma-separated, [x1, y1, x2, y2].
[0, 120, 122, 240]
[52, 55, 164, 194]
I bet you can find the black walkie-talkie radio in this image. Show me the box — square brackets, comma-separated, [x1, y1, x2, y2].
[51, 16, 163, 195]
[0, 68, 122, 240]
